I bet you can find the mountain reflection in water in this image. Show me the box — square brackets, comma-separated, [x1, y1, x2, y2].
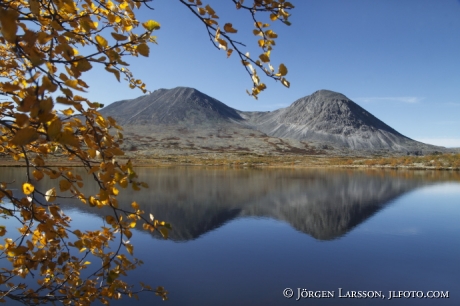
[0, 167, 451, 241]
[118, 168, 432, 241]
[1, 167, 459, 306]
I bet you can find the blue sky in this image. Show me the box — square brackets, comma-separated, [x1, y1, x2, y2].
[85, 0, 460, 147]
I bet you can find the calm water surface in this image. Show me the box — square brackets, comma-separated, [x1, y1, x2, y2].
[1, 167, 459, 305]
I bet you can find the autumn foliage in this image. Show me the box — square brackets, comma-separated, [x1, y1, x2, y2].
[0, 0, 293, 304]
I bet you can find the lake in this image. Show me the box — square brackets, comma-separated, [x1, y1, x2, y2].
[0, 167, 459, 305]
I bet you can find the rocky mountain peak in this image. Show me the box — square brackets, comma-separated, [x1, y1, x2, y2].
[311, 89, 349, 100]
[101, 86, 243, 126]
[101, 87, 444, 153]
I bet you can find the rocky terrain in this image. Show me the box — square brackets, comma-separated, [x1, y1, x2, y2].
[100, 87, 451, 157]
[241, 89, 438, 152]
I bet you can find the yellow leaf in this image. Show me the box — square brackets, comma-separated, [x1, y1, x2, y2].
[88, 148, 96, 158]
[119, 178, 128, 188]
[131, 202, 139, 210]
[270, 13, 278, 21]
[227, 49, 233, 58]
[89, 196, 98, 207]
[217, 38, 227, 50]
[59, 73, 69, 82]
[49, 206, 61, 218]
[159, 227, 169, 239]
[33, 155, 45, 167]
[259, 53, 270, 63]
[0, 9, 19, 43]
[106, 215, 115, 224]
[223, 23, 237, 33]
[281, 77, 290, 88]
[45, 188, 56, 202]
[47, 170, 61, 179]
[205, 4, 215, 15]
[58, 130, 80, 147]
[1, 82, 21, 93]
[105, 67, 121, 82]
[256, 83, 267, 91]
[126, 244, 133, 255]
[95, 35, 108, 48]
[75, 59, 92, 72]
[33, 170, 44, 181]
[59, 180, 72, 192]
[11, 127, 39, 146]
[14, 114, 29, 127]
[204, 19, 217, 26]
[266, 29, 278, 39]
[142, 20, 161, 31]
[47, 118, 62, 140]
[56, 96, 73, 105]
[278, 63, 288, 76]
[137, 43, 149, 57]
[37, 32, 52, 44]
[197, 7, 206, 15]
[111, 32, 128, 41]
[50, 20, 64, 31]
[22, 183, 34, 195]
[29, 0, 40, 16]
[61, 108, 74, 116]
[8, 246, 29, 256]
[119, 1, 129, 10]
[64, 79, 79, 89]
[111, 186, 119, 196]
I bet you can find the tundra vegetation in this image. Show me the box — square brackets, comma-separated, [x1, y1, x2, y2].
[127, 152, 460, 170]
[0, 0, 293, 304]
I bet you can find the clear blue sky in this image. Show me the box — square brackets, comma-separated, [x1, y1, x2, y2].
[85, 0, 460, 147]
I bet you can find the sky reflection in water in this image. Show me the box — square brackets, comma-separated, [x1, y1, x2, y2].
[0, 168, 459, 305]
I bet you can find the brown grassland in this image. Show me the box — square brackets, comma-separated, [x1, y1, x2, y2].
[1, 152, 459, 171]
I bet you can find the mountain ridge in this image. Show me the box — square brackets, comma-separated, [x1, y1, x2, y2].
[101, 86, 447, 154]
[240, 89, 420, 150]
[102, 87, 243, 126]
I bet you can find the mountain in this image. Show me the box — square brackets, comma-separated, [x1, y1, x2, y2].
[101, 87, 243, 126]
[240, 89, 435, 151]
[101, 87, 445, 154]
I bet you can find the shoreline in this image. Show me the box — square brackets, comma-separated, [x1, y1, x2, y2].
[1, 154, 459, 171]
